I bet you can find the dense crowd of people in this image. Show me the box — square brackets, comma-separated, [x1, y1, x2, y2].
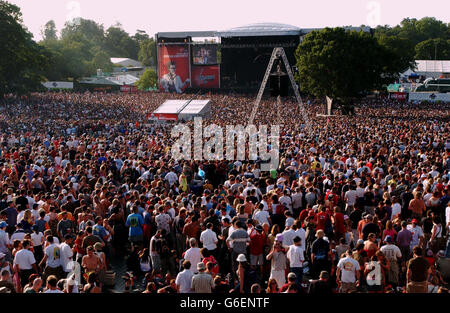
[0, 91, 449, 294]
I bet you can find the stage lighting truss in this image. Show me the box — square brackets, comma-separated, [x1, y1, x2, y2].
[248, 47, 311, 133]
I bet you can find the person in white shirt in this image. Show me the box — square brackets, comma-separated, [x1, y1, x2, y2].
[39, 235, 62, 280]
[291, 188, 303, 213]
[406, 219, 424, 250]
[184, 238, 202, 274]
[282, 221, 297, 249]
[279, 190, 293, 214]
[253, 203, 271, 226]
[164, 170, 178, 186]
[200, 223, 218, 255]
[175, 260, 194, 293]
[380, 236, 402, 285]
[293, 221, 306, 248]
[59, 235, 74, 275]
[13, 240, 37, 288]
[336, 249, 361, 293]
[286, 236, 305, 287]
[344, 186, 357, 213]
[391, 197, 402, 220]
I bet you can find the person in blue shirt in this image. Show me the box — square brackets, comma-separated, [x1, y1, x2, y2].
[93, 216, 108, 243]
[126, 206, 144, 247]
[1, 202, 18, 235]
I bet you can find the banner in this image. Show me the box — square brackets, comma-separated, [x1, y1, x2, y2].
[191, 65, 220, 88]
[389, 92, 408, 101]
[153, 113, 179, 121]
[158, 45, 191, 93]
[120, 85, 138, 93]
[192, 45, 218, 65]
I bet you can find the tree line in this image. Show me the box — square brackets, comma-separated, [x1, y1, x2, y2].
[0, 0, 448, 98]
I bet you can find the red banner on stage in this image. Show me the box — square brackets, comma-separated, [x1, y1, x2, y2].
[191, 65, 220, 88]
[120, 85, 138, 93]
[389, 92, 408, 101]
[153, 113, 178, 121]
[158, 45, 191, 93]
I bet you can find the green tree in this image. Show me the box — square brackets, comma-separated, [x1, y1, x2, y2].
[0, 1, 49, 96]
[136, 67, 157, 90]
[415, 38, 450, 60]
[41, 20, 57, 41]
[376, 34, 415, 73]
[133, 29, 149, 44]
[295, 27, 400, 104]
[104, 24, 139, 59]
[138, 38, 156, 67]
[89, 50, 114, 73]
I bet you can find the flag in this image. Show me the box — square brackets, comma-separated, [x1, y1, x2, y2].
[326, 96, 333, 115]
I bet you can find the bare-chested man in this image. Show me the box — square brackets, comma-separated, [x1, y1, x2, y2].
[82, 246, 100, 275]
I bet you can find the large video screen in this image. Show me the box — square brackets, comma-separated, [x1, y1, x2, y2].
[191, 65, 220, 88]
[192, 45, 218, 65]
[158, 45, 191, 93]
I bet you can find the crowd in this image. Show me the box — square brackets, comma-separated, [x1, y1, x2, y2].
[0, 91, 449, 294]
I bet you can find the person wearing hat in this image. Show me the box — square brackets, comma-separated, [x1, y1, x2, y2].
[380, 235, 402, 287]
[191, 262, 214, 293]
[310, 229, 330, 279]
[435, 250, 450, 283]
[93, 242, 106, 286]
[407, 219, 424, 251]
[308, 270, 332, 294]
[280, 272, 297, 292]
[0, 221, 10, 262]
[249, 224, 266, 275]
[233, 253, 255, 293]
[361, 214, 380, 241]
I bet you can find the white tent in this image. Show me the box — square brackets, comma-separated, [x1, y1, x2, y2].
[415, 60, 450, 78]
[178, 100, 211, 121]
[152, 100, 191, 121]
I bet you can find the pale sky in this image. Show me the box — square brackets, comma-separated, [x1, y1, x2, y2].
[9, 0, 450, 41]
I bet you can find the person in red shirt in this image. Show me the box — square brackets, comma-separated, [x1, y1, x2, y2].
[315, 206, 329, 231]
[249, 224, 266, 275]
[298, 206, 311, 225]
[332, 207, 346, 242]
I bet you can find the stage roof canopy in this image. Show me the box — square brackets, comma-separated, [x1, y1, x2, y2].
[155, 23, 372, 40]
[218, 23, 302, 37]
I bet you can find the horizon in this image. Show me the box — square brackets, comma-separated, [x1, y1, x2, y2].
[7, 0, 450, 41]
